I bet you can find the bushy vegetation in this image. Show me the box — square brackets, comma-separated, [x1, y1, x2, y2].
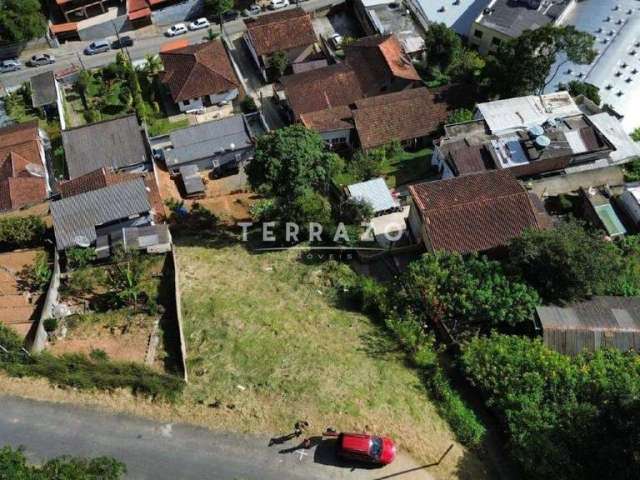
[623, 156, 640, 182]
[0, 445, 126, 480]
[508, 222, 640, 302]
[0, 216, 46, 250]
[461, 334, 640, 480]
[563, 80, 601, 105]
[326, 261, 486, 446]
[17, 251, 51, 293]
[66, 247, 97, 270]
[0, 324, 183, 401]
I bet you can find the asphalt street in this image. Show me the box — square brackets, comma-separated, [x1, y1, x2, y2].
[0, 395, 434, 480]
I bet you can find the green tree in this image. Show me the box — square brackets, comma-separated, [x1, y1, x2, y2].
[487, 25, 597, 97]
[339, 197, 374, 225]
[398, 252, 539, 337]
[246, 125, 341, 203]
[0, 445, 126, 479]
[288, 189, 332, 226]
[623, 157, 640, 182]
[268, 50, 289, 80]
[0, 0, 46, 43]
[564, 80, 601, 105]
[143, 54, 163, 79]
[423, 23, 462, 73]
[508, 220, 623, 302]
[204, 0, 233, 26]
[447, 108, 474, 124]
[107, 251, 145, 310]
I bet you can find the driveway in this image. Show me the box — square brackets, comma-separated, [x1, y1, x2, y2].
[0, 395, 436, 480]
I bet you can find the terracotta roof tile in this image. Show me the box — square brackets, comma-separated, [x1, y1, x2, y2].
[444, 142, 496, 176]
[160, 40, 239, 103]
[0, 121, 42, 167]
[299, 105, 354, 132]
[409, 170, 545, 253]
[59, 168, 166, 221]
[0, 178, 46, 212]
[245, 8, 316, 56]
[352, 88, 446, 150]
[279, 64, 364, 118]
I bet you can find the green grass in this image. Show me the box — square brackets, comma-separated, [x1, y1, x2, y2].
[382, 147, 435, 188]
[176, 238, 488, 472]
[148, 117, 190, 137]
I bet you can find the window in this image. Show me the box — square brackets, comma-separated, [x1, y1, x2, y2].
[183, 99, 190, 106]
[474, 29, 483, 39]
[491, 37, 502, 46]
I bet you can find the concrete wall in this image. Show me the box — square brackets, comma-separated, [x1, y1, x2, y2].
[152, 0, 204, 26]
[29, 250, 61, 353]
[170, 248, 189, 383]
[78, 14, 130, 41]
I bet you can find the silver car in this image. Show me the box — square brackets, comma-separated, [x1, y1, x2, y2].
[27, 53, 55, 67]
[0, 59, 21, 73]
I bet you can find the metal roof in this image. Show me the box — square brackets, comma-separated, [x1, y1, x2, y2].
[594, 203, 627, 236]
[476, 92, 581, 134]
[165, 115, 252, 168]
[50, 178, 151, 250]
[30, 71, 57, 108]
[537, 296, 640, 356]
[477, 0, 572, 38]
[62, 115, 149, 179]
[347, 177, 397, 213]
[407, 0, 491, 35]
[179, 165, 205, 195]
[547, 0, 640, 132]
[586, 112, 640, 162]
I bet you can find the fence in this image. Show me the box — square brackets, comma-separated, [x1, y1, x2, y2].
[170, 247, 189, 382]
[152, 0, 204, 26]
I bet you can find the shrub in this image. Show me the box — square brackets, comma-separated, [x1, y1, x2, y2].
[89, 348, 109, 362]
[17, 252, 51, 293]
[0, 216, 46, 250]
[447, 108, 474, 124]
[66, 246, 97, 269]
[43, 318, 58, 333]
[623, 157, 640, 182]
[240, 96, 257, 113]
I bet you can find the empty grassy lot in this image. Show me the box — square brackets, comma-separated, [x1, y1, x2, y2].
[177, 238, 489, 479]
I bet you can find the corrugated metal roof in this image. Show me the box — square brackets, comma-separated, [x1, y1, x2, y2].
[51, 179, 151, 250]
[179, 165, 205, 195]
[165, 115, 252, 168]
[30, 71, 57, 108]
[407, 0, 491, 35]
[537, 296, 640, 356]
[347, 177, 397, 213]
[62, 115, 149, 179]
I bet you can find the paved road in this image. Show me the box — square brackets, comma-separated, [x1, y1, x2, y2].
[0, 0, 345, 91]
[0, 395, 435, 480]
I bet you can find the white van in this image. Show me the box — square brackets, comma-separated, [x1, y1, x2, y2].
[270, 0, 290, 10]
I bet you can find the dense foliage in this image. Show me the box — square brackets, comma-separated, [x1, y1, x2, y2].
[0, 446, 126, 480]
[487, 25, 596, 97]
[446, 108, 474, 124]
[564, 80, 601, 105]
[204, 0, 233, 24]
[623, 156, 640, 182]
[0, 0, 47, 44]
[0, 216, 46, 250]
[508, 222, 639, 302]
[0, 325, 183, 401]
[461, 334, 640, 480]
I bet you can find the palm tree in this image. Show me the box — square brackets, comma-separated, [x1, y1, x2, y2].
[143, 54, 163, 79]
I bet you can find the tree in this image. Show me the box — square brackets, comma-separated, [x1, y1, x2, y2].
[0, 0, 46, 43]
[0, 446, 126, 479]
[340, 197, 374, 225]
[564, 80, 601, 105]
[397, 252, 539, 337]
[508, 220, 623, 302]
[487, 25, 597, 97]
[268, 50, 289, 80]
[423, 23, 462, 73]
[287, 189, 332, 226]
[143, 54, 163, 79]
[623, 157, 640, 182]
[246, 125, 341, 203]
[204, 0, 233, 26]
[447, 108, 474, 124]
[107, 250, 146, 310]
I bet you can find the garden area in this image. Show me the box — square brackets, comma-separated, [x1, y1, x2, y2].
[62, 53, 189, 136]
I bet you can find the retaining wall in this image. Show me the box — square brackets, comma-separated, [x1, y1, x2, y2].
[170, 247, 189, 382]
[30, 250, 61, 353]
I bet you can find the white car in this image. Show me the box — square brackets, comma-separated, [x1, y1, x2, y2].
[270, 0, 289, 9]
[188, 18, 210, 30]
[0, 59, 21, 73]
[166, 23, 188, 37]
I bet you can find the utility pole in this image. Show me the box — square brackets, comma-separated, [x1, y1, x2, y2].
[111, 20, 132, 64]
[75, 52, 86, 71]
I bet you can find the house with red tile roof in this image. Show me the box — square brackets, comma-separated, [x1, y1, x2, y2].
[277, 34, 421, 122]
[244, 8, 319, 81]
[159, 40, 240, 113]
[0, 122, 49, 213]
[407, 170, 550, 254]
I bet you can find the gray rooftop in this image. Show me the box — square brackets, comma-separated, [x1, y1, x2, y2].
[478, 0, 571, 37]
[51, 178, 151, 250]
[179, 165, 205, 195]
[537, 296, 640, 356]
[407, 0, 491, 35]
[361, 0, 425, 54]
[165, 115, 253, 168]
[30, 71, 57, 108]
[62, 115, 149, 179]
[347, 177, 397, 213]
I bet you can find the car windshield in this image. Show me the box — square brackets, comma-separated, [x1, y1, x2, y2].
[369, 437, 383, 460]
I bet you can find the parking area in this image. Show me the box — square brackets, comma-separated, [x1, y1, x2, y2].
[312, 8, 363, 39]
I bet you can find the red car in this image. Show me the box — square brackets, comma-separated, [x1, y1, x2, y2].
[336, 432, 396, 465]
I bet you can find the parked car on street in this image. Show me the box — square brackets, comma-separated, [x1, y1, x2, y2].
[84, 39, 110, 55]
[269, 0, 290, 9]
[222, 9, 240, 21]
[0, 59, 21, 73]
[336, 433, 396, 466]
[111, 35, 134, 49]
[242, 4, 262, 16]
[27, 53, 55, 67]
[188, 17, 210, 30]
[328, 33, 343, 50]
[166, 23, 188, 37]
